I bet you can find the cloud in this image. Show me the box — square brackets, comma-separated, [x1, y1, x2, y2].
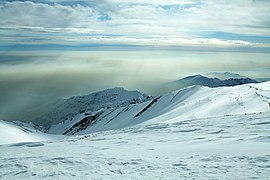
[0, 1, 96, 28]
[0, 0, 269, 49]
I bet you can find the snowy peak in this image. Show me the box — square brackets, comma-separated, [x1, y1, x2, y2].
[64, 87, 153, 112]
[69, 87, 150, 105]
[38, 87, 153, 128]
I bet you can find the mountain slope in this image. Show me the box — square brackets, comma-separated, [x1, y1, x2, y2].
[37, 87, 152, 129]
[49, 81, 270, 135]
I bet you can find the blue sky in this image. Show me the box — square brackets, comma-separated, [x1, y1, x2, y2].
[0, 0, 270, 51]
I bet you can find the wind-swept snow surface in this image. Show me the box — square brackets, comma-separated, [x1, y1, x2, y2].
[0, 112, 270, 179]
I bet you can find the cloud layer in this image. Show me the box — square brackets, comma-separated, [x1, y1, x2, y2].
[0, 0, 270, 49]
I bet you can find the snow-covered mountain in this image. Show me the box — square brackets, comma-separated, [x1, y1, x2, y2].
[205, 71, 270, 83]
[159, 74, 258, 93]
[48, 81, 270, 135]
[172, 74, 257, 88]
[36, 87, 153, 129]
[1, 81, 270, 179]
[205, 72, 246, 80]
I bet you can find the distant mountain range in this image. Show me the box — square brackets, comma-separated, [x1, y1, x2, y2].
[159, 74, 258, 94]
[205, 72, 246, 80]
[205, 72, 270, 82]
[171, 74, 257, 87]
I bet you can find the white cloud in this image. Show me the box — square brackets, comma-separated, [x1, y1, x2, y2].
[0, 0, 269, 48]
[0, 1, 97, 28]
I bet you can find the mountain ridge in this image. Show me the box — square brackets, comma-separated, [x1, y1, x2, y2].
[48, 81, 270, 135]
[171, 74, 257, 87]
[205, 72, 246, 80]
[36, 87, 153, 129]
[157, 74, 258, 94]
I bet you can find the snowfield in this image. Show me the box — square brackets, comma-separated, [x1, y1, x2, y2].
[0, 113, 269, 179]
[0, 82, 270, 179]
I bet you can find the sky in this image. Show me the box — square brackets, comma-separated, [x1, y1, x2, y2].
[0, 0, 270, 121]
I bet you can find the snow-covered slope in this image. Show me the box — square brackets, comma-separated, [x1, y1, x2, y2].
[37, 87, 152, 129]
[1, 112, 269, 179]
[49, 81, 270, 135]
[0, 120, 50, 145]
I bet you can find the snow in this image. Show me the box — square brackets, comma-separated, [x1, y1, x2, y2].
[0, 82, 269, 179]
[37, 87, 152, 128]
[0, 112, 269, 179]
[0, 121, 50, 145]
[49, 82, 270, 135]
[146, 82, 269, 124]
